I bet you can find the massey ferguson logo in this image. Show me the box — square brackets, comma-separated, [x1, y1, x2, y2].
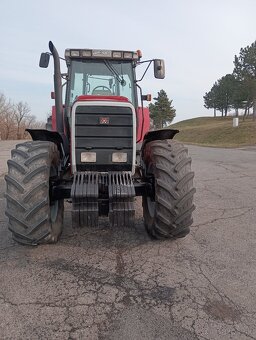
[99, 117, 110, 125]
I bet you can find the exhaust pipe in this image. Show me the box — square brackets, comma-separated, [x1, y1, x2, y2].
[49, 41, 64, 135]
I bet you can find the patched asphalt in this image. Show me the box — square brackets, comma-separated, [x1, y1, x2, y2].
[0, 140, 256, 340]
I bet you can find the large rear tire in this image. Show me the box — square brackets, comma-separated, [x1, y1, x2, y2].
[5, 141, 64, 245]
[142, 139, 195, 239]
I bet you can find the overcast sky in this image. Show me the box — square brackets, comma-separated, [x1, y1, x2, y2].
[0, 0, 255, 123]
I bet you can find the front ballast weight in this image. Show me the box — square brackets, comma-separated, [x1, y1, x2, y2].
[71, 171, 135, 228]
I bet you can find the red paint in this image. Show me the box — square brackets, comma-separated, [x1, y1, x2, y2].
[136, 107, 150, 142]
[51, 105, 67, 135]
[76, 95, 129, 102]
[51, 106, 57, 131]
[142, 141, 154, 164]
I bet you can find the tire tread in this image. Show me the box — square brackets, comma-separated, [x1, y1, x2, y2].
[5, 141, 64, 245]
[143, 139, 196, 239]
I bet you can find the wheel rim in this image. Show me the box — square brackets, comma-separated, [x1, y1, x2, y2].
[50, 200, 58, 223]
[147, 197, 156, 218]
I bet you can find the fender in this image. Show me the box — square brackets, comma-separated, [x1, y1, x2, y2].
[26, 128, 65, 156]
[141, 128, 179, 164]
[143, 128, 179, 144]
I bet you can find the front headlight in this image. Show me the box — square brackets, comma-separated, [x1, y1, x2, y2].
[112, 152, 127, 163]
[81, 152, 96, 163]
[70, 50, 80, 57]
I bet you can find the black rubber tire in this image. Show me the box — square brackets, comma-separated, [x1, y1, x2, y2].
[142, 139, 196, 239]
[46, 116, 52, 131]
[5, 141, 64, 245]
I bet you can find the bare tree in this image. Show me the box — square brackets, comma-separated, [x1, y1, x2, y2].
[13, 101, 31, 139]
[31, 120, 45, 129]
[0, 93, 16, 140]
[0, 93, 44, 140]
[19, 114, 35, 139]
[0, 93, 6, 115]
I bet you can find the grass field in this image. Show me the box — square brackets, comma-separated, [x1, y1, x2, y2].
[170, 116, 256, 147]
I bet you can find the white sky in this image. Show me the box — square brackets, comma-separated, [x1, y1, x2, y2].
[0, 0, 255, 123]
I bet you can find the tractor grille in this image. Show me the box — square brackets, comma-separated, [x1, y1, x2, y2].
[75, 105, 133, 171]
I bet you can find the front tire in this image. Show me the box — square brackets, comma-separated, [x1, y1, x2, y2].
[5, 141, 64, 245]
[142, 139, 195, 239]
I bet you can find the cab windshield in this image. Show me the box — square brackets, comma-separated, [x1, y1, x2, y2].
[68, 60, 136, 106]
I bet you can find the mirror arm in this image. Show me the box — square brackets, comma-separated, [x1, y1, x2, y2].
[137, 59, 154, 65]
[136, 60, 153, 82]
[42, 53, 66, 63]
[61, 73, 68, 80]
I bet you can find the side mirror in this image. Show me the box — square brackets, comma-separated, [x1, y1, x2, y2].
[141, 94, 152, 101]
[39, 53, 50, 68]
[154, 59, 165, 79]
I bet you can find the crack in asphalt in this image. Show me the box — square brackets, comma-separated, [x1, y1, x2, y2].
[215, 162, 252, 177]
[172, 237, 256, 340]
[192, 207, 254, 229]
[45, 258, 177, 306]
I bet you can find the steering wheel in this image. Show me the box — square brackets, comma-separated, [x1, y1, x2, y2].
[92, 86, 112, 95]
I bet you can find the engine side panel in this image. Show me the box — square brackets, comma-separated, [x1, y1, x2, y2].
[136, 107, 150, 142]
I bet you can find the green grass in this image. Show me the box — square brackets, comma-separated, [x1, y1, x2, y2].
[170, 116, 256, 147]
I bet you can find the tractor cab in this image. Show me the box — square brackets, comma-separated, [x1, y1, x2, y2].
[64, 48, 138, 109]
[39, 44, 165, 145]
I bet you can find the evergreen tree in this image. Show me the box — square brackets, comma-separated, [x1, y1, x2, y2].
[204, 41, 256, 119]
[204, 74, 248, 117]
[233, 41, 256, 119]
[204, 82, 219, 117]
[149, 89, 176, 129]
[217, 74, 238, 116]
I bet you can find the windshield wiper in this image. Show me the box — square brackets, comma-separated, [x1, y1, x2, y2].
[104, 60, 125, 86]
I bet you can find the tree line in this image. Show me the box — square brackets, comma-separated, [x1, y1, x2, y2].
[204, 41, 256, 119]
[0, 93, 44, 140]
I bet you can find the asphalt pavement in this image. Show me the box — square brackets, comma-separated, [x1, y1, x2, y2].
[0, 140, 256, 340]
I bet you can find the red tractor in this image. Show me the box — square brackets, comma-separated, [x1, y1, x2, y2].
[5, 41, 195, 245]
